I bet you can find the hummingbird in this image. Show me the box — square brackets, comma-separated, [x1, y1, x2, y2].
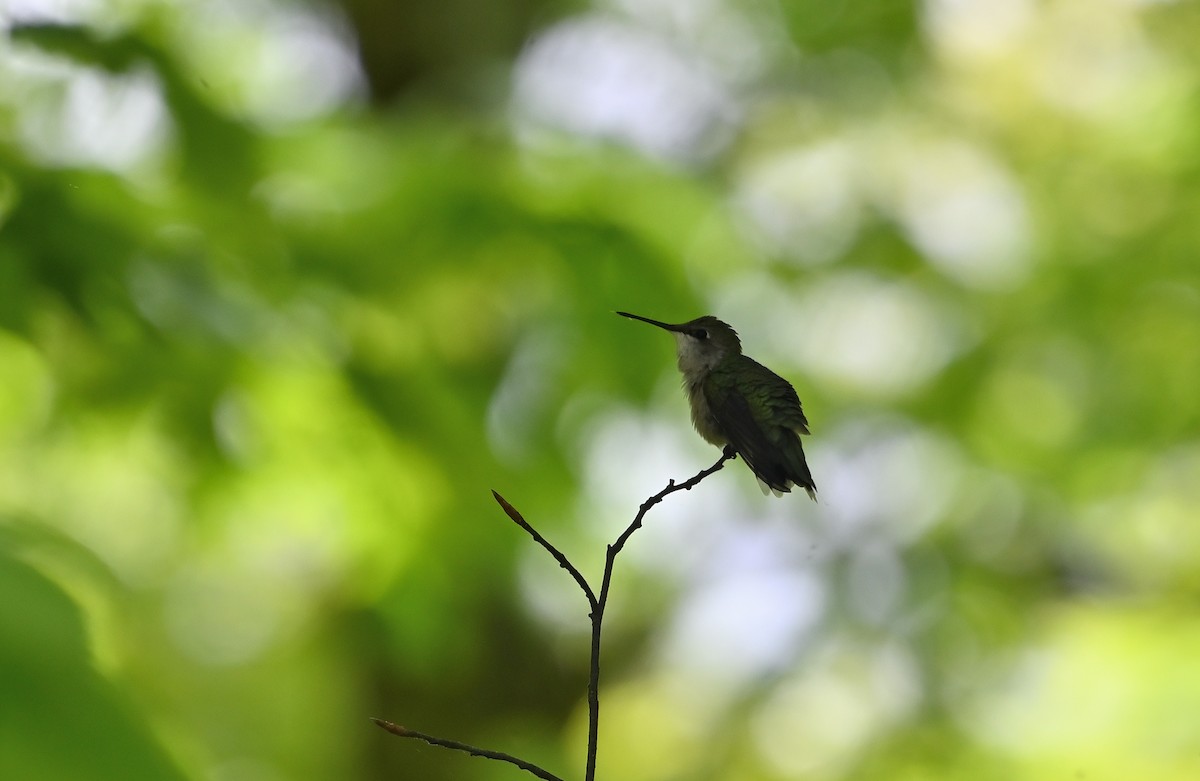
[617, 312, 817, 500]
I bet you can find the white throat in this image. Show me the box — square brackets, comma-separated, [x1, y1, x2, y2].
[672, 332, 720, 377]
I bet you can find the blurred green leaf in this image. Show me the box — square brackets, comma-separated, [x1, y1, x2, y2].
[0, 533, 187, 781]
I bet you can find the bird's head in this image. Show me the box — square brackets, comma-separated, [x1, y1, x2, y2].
[617, 312, 742, 377]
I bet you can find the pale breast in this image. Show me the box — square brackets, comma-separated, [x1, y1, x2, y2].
[684, 378, 727, 446]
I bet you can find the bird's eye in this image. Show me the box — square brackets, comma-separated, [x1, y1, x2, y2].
[695, 328, 709, 340]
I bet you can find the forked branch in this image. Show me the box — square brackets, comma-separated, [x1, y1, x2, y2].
[374, 448, 736, 781]
[584, 447, 734, 781]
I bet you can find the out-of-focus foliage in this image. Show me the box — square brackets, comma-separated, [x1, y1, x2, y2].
[1, 1, 1198, 780]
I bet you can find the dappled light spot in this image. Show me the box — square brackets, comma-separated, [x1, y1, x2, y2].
[14, 64, 168, 172]
[926, 0, 1191, 163]
[816, 419, 967, 544]
[888, 138, 1032, 290]
[513, 16, 736, 161]
[963, 604, 1200, 777]
[1031, 1, 1172, 121]
[216, 481, 349, 594]
[923, 0, 1035, 61]
[2, 0, 125, 28]
[165, 561, 292, 666]
[660, 569, 825, 688]
[166, 0, 363, 125]
[36, 416, 185, 587]
[752, 642, 920, 777]
[579, 409, 705, 526]
[604, 0, 794, 82]
[1084, 445, 1200, 589]
[734, 140, 863, 264]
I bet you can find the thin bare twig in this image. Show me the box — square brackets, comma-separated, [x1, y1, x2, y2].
[371, 719, 566, 781]
[493, 490, 597, 609]
[584, 447, 736, 781]
[377, 449, 736, 781]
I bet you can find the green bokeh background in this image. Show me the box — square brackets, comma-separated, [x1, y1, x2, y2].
[2, 1, 1199, 780]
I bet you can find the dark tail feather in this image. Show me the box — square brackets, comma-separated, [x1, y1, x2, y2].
[744, 433, 817, 501]
[787, 435, 817, 501]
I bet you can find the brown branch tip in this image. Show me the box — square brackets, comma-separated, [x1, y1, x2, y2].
[371, 718, 409, 737]
[491, 490, 520, 522]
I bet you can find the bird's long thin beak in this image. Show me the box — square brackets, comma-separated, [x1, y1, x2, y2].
[616, 311, 682, 332]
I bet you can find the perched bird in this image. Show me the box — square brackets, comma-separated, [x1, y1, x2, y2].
[618, 312, 817, 500]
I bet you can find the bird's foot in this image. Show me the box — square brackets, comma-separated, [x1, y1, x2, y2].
[722, 445, 737, 460]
